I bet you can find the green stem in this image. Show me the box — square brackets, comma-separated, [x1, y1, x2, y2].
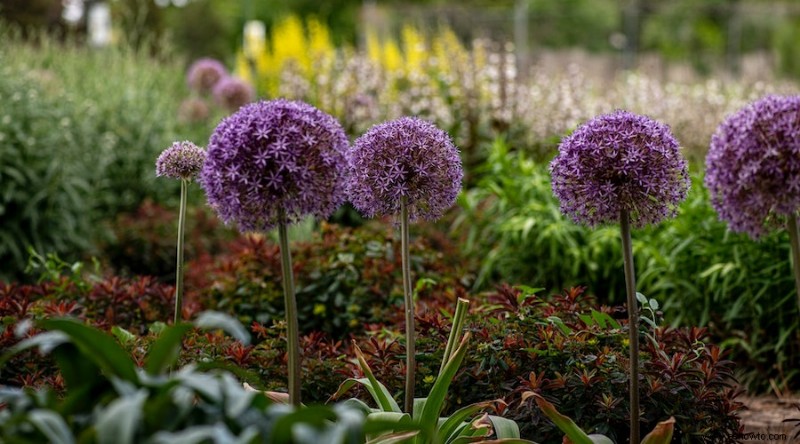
[401, 197, 415, 414]
[173, 179, 188, 325]
[440, 298, 470, 373]
[278, 215, 301, 406]
[788, 213, 800, 316]
[620, 209, 640, 444]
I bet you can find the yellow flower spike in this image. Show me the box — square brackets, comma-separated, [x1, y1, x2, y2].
[366, 29, 382, 65]
[401, 24, 426, 75]
[382, 39, 403, 74]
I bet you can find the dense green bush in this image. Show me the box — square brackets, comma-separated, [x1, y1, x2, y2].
[0, 70, 94, 283]
[0, 25, 220, 281]
[455, 138, 800, 393]
[187, 222, 470, 338]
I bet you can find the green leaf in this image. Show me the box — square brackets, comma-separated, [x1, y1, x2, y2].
[270, 405, 338, 443]
[437, 401, 493, 442]
[194, 311, 251, 345]
[418, 333, 472, 441]
[332, 376, 401, 414]
[111, 326, 136, 345]
[40, 319, 138, 382]
[487, 415, 520, 439]
[95, 390, 147, 444]
[635, 292, 647, 305]
[27, 409, 75, 444]
[648, 298, 659, 311]
[0, 331, 68, 372]
[350, 342, 401, 413]
[587, 435, 615, 444]
[533, 395, 594, 444]
[546, 316, 572, 335]
[145, 323, 193, 375]
[641, 417, 675, 444]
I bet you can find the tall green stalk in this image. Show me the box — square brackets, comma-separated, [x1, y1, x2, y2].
[400, 197, 415, 414]
[278, 214, 301, 406]
[620, 209, 640, 444]
[788, 213, 800, 315]
[173, 179, 188, 325]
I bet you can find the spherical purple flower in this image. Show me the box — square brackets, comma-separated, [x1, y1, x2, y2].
[200, 99, 348, 232]
[187, 58, 227, 94]
[178, 97, 210, 124]
[156, 141, 206, 180]
[550, 110, 690, 228]
[213, 76, 255, 112]
[705, 95, 800, 239]
[347, 117, 463, 221]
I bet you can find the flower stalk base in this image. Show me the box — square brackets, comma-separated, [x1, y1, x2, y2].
[620, 209, 640, 444]
[278, 218, 301, 406]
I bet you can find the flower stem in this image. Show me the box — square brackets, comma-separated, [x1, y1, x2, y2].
[173, 179, 188, 325]
[278, 215, 301, 406]
[620, 209, 640, 444]
[401, 197, 415, 414]
[787, 213, 800, 316]
[440, 298, 470, 373]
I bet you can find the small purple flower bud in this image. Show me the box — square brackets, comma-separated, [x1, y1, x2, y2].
[213, 76, 255, 112]
[550, 110, 690, 228]
[347, 117, 463, 221]
[705, 95, 800, 239]
[200, 99, 349, 232]
[156, 141, 206, 180]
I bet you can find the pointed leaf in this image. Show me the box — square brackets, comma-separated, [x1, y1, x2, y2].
[145, 323, 193, 375]
[641, 417, 675, 444]
[352, 342, 401, 413]
[487, 415, 520, 439]
[40, 319, 137, 382]
[194, 312, 250, 345]
[27, 410, 75, 444]
[533, 395, 593, 444]
[418, 333, 472, 438]
[438, 401, 493, 441]
[366, 430, 420, 444]
[95, 390, 147, 444]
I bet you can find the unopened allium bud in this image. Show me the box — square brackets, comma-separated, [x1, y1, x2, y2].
[347, 117, 463, 221]
[213, 76, 255, 112]
[200, 99, 348, 232]
[187, 58, 227, 94]
[156, 141, 206, 180]
[550, 110, 690, 228]
[705, 95, 800, 239]
[178, 97, 210, 123]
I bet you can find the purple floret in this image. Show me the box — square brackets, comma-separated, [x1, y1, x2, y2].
[347, 117, 463, 222]
[156, 141, 206, 180]
[187, 58, 227, 94]
[213, 76, 255, 112]
[705, 95, 800, 239]
[550, 110, 690, 228]
[200, 99, 349, 232]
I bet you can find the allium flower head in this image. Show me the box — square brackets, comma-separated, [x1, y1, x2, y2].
[178, 97, 210, 123]
[200, 99, 348, 232]
[705, 95, 800, 239]
[187, 58, 227, 94]
[347, 117, 463, 221]
[213, 76, 255, 112]
[550, 110, 690, 228]
[156, 141, 206, 180]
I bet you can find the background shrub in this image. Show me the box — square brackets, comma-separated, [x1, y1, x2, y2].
[455, 138, 800, 393]
[0, 25, 219, 281]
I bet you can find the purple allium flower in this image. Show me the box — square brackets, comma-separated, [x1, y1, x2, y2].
[347, 117, 463, 221]
[178, 97, 210, 124]
[200, 99, 348, 232]
[705, 95, 800, 239]
[213, 76, 255, 112]
[156, 141, 206, 180]
[550, 110, 690, 228]
[187, 58, 227, 94]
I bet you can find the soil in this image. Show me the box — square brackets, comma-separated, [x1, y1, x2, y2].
[739, 396, 800, 443]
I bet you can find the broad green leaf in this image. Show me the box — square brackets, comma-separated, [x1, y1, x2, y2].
[332, 377, 401, 414]
[641, 417, 675, 444]
[95, 390, 147, 444]
[591, 310, 621, 330]
[437, 401, 493, 441]
[367, 430, 419, 444]
[194, 311, 250, 345]
[145, 323, 193, 375]
[27, 409, 75, 444]
[635, 292, 647, 305]
[546, 316, 572, 335]
[418, 333, 471, 441]
[40, 319, 137, 382]
[586, 434, 615, 444]
[270, 405, 339, 443]
[533, 395, 594, 444]
[487, 415, 520, 439]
